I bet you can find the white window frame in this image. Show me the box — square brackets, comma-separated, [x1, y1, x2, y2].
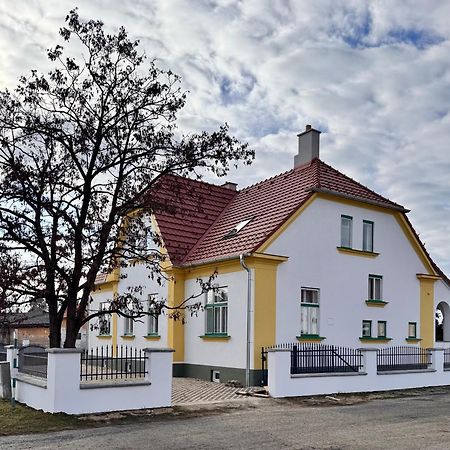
[147, 293, 159, 336]
[300, 287, 320, 336]
[368, 274, 383, 300]
[205, 286, 228, 335]
[98, 302, 111, 336]
[408, 322, 417, 338]
[340, 215, 353, 248]
[363, 220, 374, 252]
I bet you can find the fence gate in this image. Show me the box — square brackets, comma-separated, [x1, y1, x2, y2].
[18, 345, 48, 378]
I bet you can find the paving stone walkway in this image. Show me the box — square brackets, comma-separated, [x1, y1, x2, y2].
[172, 377, 245, 405]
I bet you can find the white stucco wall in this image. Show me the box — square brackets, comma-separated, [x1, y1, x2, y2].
[266, 197, 429, 347]
[183, 270, 249, 369]
[89, 262, 169, 351]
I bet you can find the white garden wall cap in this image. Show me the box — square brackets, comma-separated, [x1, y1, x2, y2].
[429, 347, 446, 351]
[46, 348, 83, 354]
[267, 348, 291, 352]
[291, 371, 367, 379]
[143, 347, 175, 352]
[4, 345, 15, 349]
[16, 372, 47, 388]
[378, 369, 436, 375]
[357, 348, 379, 352]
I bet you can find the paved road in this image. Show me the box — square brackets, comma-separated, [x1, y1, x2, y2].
[2, 392, 450, 449]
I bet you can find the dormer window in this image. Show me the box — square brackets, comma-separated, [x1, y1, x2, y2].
[223, 218, 252, 239]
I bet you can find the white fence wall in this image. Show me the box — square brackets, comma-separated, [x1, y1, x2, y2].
[268, 347, 449, 398]
[11, 347, 174, 414]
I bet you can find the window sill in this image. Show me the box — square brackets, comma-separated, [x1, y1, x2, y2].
[296, 335, 326, 342]
[365, 300, 389, 307]
[97, 335, 112, 339]
[144, 334, 161, 340]
[337, 247, 379, 258]
[359, 337, 392, 343]
[200, 334, 230, 341]
[121, 335, 135, 340]
[405, 337, 422, 343]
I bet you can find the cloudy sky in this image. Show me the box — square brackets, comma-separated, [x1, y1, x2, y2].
[1, 1, 450, 273]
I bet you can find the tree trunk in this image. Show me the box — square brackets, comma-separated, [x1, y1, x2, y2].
[48, 316, 62, 348]
[63, 316, 80, 348]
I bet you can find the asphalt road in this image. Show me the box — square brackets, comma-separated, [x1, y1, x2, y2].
[2, 392, 450, 450]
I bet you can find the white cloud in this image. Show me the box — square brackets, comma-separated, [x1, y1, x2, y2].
[1, 0, 450, 273]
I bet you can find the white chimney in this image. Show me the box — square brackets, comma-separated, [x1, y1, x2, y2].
[294, 124, 321, 168]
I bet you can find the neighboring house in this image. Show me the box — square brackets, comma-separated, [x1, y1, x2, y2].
[1, 306, 50, 347]
[0, 306, 87, 348]
[90, 125, 450, 385]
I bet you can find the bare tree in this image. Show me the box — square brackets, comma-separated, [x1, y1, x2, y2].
[0, 9, 253, 348]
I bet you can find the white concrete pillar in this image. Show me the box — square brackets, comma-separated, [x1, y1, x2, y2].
[267, 348, 291, 398]
[430, 348, 444, 374]
[358, 348, 378, 375]
[144, 348, 174, 408]
[5, 345, 18, 377]
[46, 348, 83, 413]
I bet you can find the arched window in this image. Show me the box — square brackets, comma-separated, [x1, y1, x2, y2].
[436, 301, 450, 342]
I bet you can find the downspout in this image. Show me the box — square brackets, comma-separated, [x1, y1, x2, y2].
[240, 253, 251, 388]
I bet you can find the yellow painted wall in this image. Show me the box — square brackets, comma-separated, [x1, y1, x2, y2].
[166, 269, 185, 362]
[418, 276, 436, 348]
[250, 259, 278, 369]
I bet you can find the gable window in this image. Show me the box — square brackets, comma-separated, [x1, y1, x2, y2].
[205, 286, 228, 335]
[363, 220, 374, 252]
[362, 320, 372, 337]
[300, 288, 320, 336]
[124, 316, 134, 336]
[148, 293, 159, 335]
[340, 215, 353, 248]
[377, 321, 387, 338]
[368, 275, 383, 300]
[408, 322, 417, 338]
[98, 302, 111, 335]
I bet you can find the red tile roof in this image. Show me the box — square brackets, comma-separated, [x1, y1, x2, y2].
[151, 175, 237, 265]
[182, 158, 405, 265]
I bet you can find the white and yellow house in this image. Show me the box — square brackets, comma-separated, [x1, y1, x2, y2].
[90, 125, 450, 385]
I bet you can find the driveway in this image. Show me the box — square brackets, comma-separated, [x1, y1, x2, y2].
[172, 377, 244, 405]
[3, 388, 450, 449]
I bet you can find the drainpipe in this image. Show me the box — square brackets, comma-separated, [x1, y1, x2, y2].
[240, 253, 252, 388]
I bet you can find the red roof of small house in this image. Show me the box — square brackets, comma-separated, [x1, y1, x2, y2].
[181, 158, 405, 265]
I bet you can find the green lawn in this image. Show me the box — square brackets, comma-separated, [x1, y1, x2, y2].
[0, 400, 84, 435]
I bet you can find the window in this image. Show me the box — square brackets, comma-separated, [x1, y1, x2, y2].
[363, 220, 374, 252]
[148, 294, 159, 335]
[98, 302, 111, 335]
[223, 218, 252, 239]
[124, 316, 134, 335]
[362, 320, 372, 337]
[205, 286, 228, 334]
[300, 288, 320, 336]
[340, 215, 353, 248]
[368, 275, 383, 300]
[377, 321, 387, 338]
[408, 322, 417, 338]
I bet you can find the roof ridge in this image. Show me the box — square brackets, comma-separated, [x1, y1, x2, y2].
[166, 173, 241, 193]
[317, 159, 404, 208]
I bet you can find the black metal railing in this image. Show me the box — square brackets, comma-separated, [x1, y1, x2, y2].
[377, 346, 432, 372]
[443, 348, 450, 370]
[263, 343, 363, 375]
[80, 345, 147, 381]
[18, 345, 48, 378]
